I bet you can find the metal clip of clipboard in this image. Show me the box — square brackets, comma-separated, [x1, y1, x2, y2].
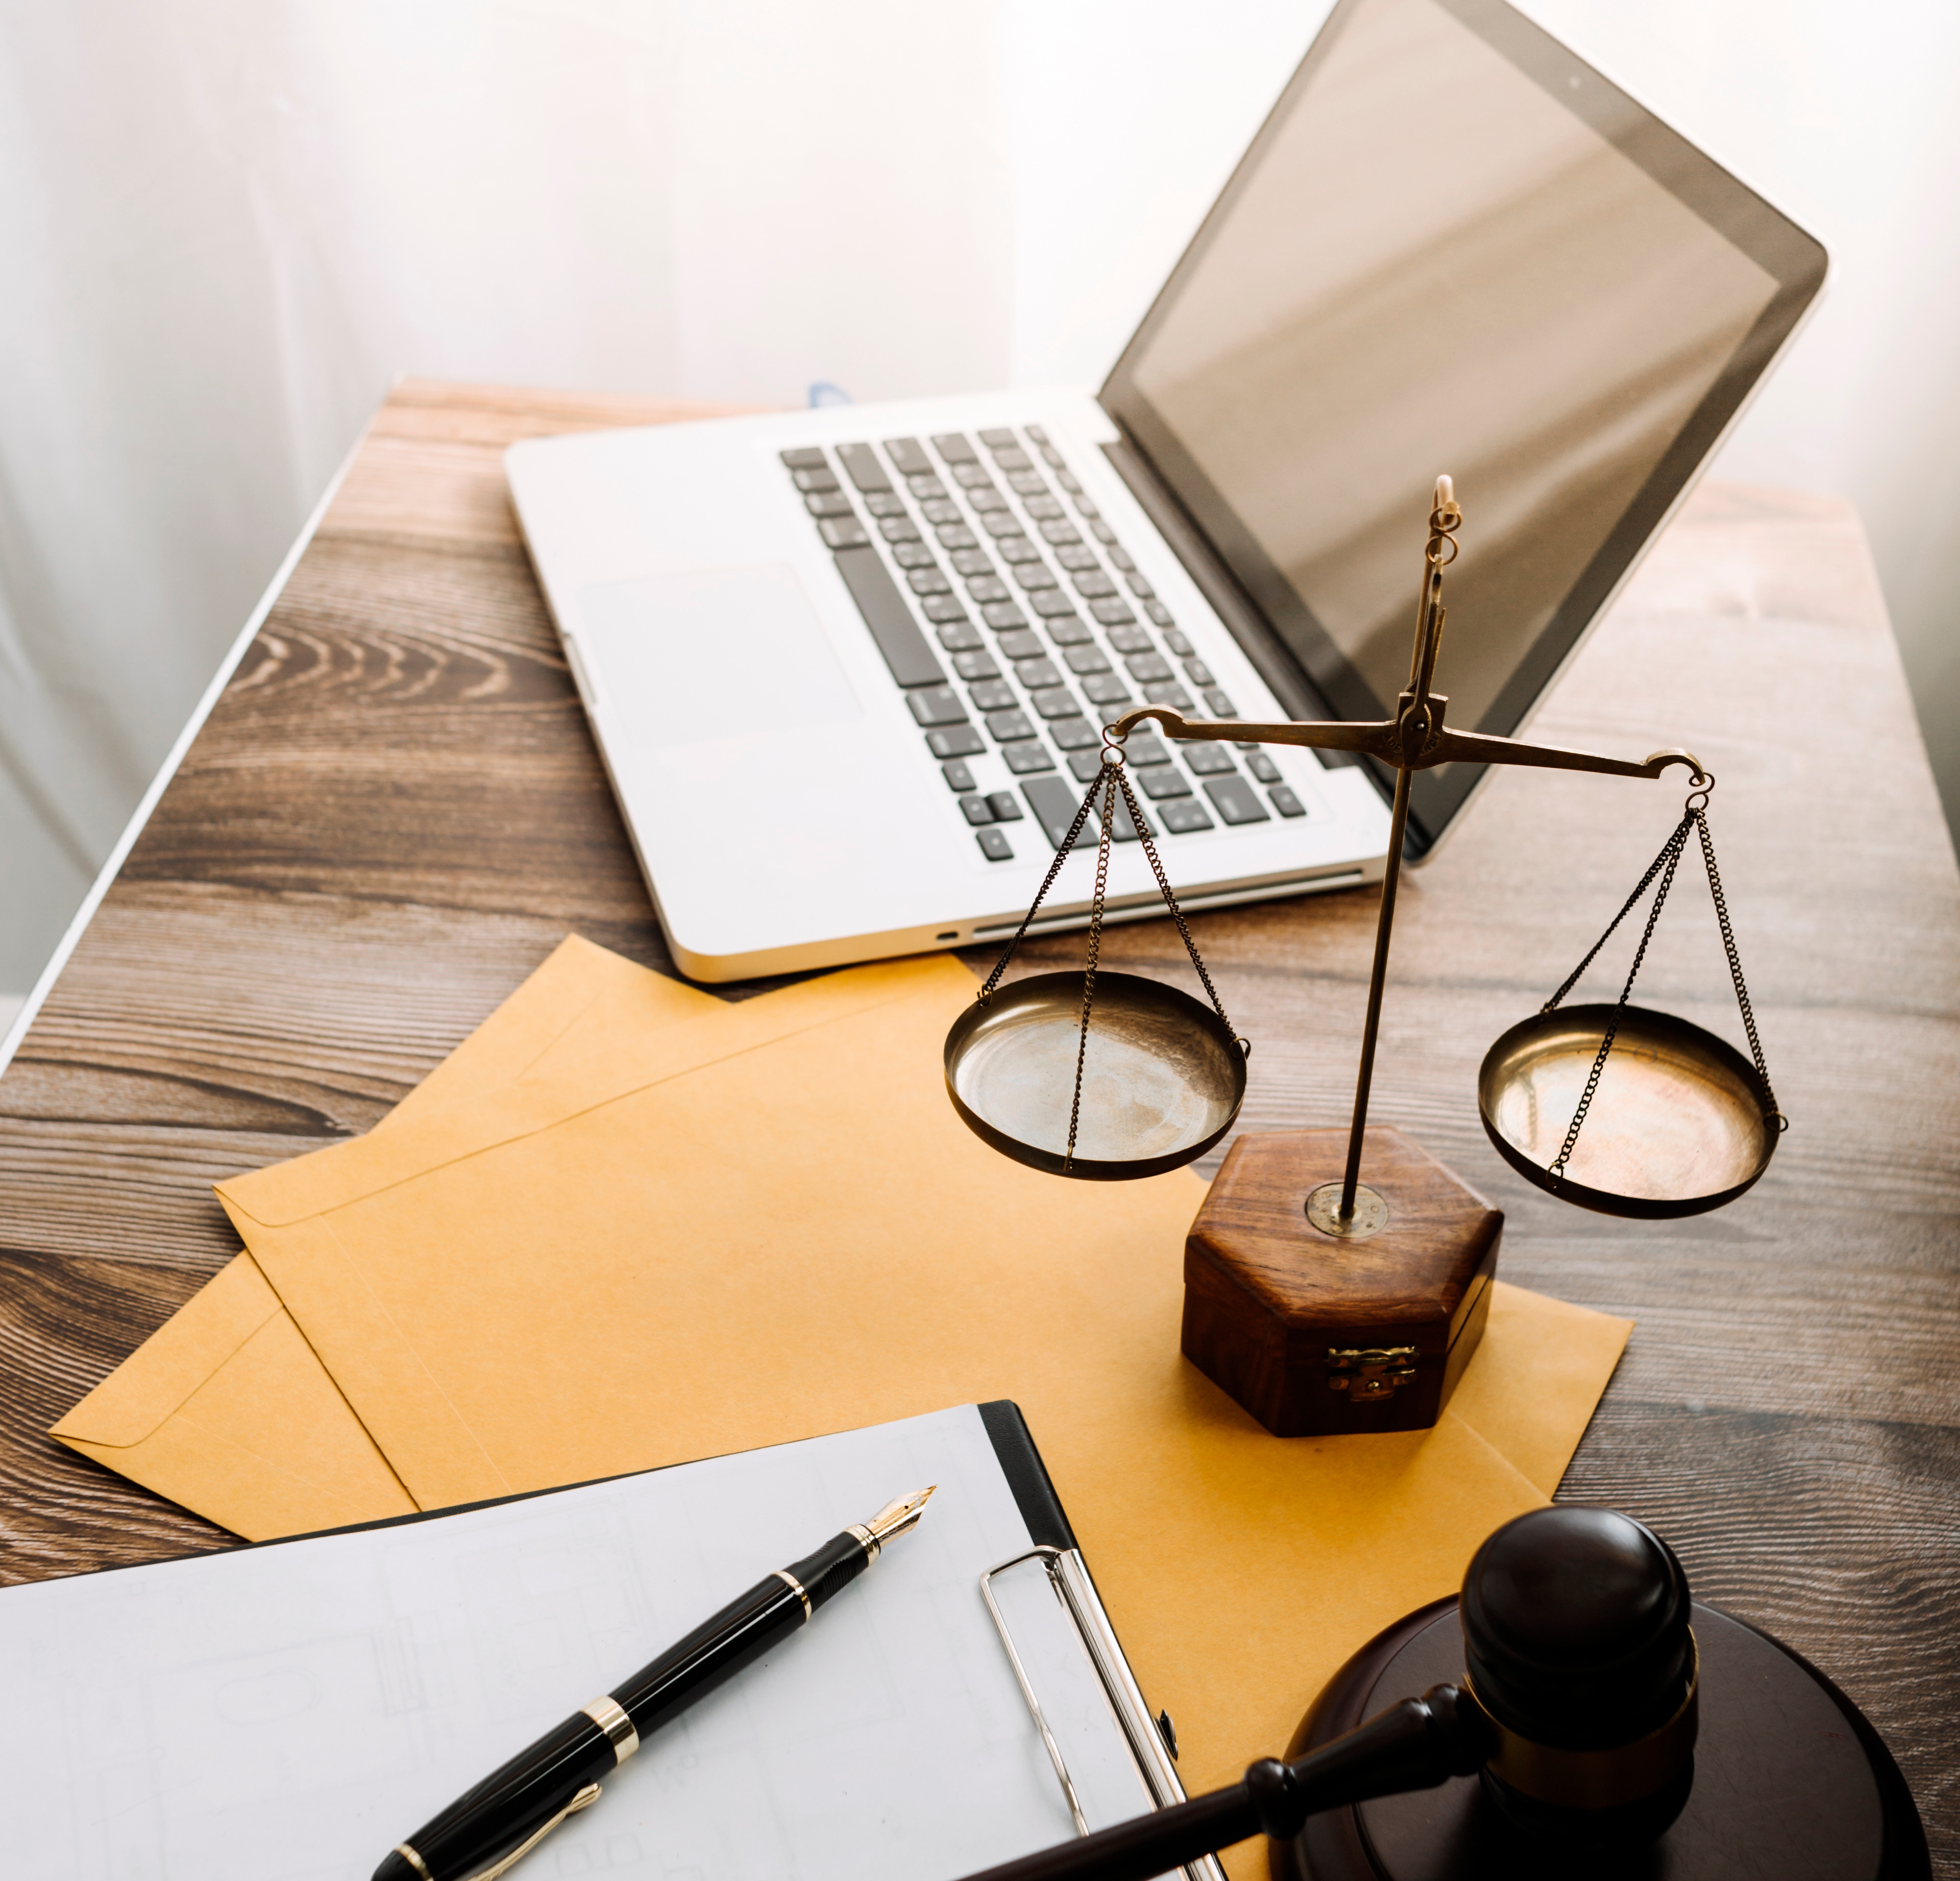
[982, 1546, 1228, 1881]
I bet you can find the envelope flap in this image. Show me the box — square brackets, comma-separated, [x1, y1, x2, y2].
[218, 956, 970, 1227]
[50, 1255, 283, 1449]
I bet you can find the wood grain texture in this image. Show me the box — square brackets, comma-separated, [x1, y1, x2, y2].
[1, 383, 1955, 1865]
[1183, 1125, 1499, 1435]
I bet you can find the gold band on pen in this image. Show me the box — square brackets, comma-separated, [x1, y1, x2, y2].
[1465, 1631, 1699, 1810]
[846, 1522, 879, 1562]
[581, 1693, 640, 1765]
[775, 1567, 813, 1622]
[395, 1844, 433, 1881]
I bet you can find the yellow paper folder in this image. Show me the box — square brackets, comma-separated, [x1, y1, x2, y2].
[50, 938, 722, 1538]
[206, 948, 1630, 1818]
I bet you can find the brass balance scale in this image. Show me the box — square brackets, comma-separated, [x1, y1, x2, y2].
[944, 479, 1785, 1433]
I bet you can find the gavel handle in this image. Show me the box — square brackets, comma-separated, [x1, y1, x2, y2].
[947, 1684, 1490, 1881]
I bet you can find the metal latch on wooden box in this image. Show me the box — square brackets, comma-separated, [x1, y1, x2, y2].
[1325, 1346, 1419, 1401]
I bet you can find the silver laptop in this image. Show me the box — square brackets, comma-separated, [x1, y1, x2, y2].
[506, 0, 1823, 983]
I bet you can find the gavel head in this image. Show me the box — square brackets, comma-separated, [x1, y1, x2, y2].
[1458, 1504, 1698, 1841]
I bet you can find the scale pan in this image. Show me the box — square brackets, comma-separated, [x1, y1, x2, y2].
[1478, 1002, 1780, 1218]
[945, 970, 1246, 1180]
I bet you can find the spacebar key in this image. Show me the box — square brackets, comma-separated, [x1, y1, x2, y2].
[832, 546, 945, 688]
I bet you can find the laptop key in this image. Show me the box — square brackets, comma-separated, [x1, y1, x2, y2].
[1024, 424, 1050, 445]
[806, 491, 853, 517]
[1246, 752, 1281, 784]
[1073, 495, 1100, 518]
[1269, 786, 1307, 818]
[909, 474, 949, 501]
[1024, 496, 1065, 520]
[1143, 682, 1194, 710]
[922, 595, 970, 624]
[1065, 644, 1111, 676]
[1013, 562, 1058, 591]
[885, 438, 932, 475]
[1090, 597, 1137, 626]
[1183, 658, 1215, 686]
[1158, 798, 1215, 834]
[922, 499, 961, 526]
[1082, 674, 1131, 706]
[1009, 471, 1048, 497]
[866, 492, 906, 518]
[1050, 717, 1098, 750]
[967, 576, 1010, 603]
[942, 760, 977, 791]
[978, 427, 1017, 448]
[1054, 468, 1082, 493]
[1145, 600, 1175, 624]
[1073, 570, 1119, 598]
[936, 620, 984, 651]
[906, 566, 952, 595]
[982, 512, 1024, 540]
[938, 524, 979, 550]
[987, 608, 1034, 639]
[1068, 748, 1105, 783]
[1203, 688, 1240, 718]
[1091, 520, 1119, 545]
[894, 541, 937, 569]
[1135, 765, 1192, 800]
[1205, 776, 1269, 824]
[967, 486, 1009, 513]
[1108, 625, 1152, 653]
[987, 791, 1025, 821]
[993, 446, 1033, 473]
[970, 680, 1016, 713]
[932, 432, 978, 463]
[953, 462, 994, 488]
[836, 443, 891, 493]
[1126, 572, 1157, 599]
[878, 515, 921, 544]
[1002, 740, 1056, 774]
[977, 827, 1014, 861]
[1056, 545, 1098, 570]
[780, 446, 826, 469]
[1125, 652, 1173, 682]
[1163, 629, 1194, 656]
[792, 466, 838, 493]
[927, 725, 985, 758]
[1031, 687, 1080, 720]
[1183, 742, 1235, 775]
[953, 648, 1000, 680]
[1121, 732, 1170, 767]
[951, 548, 993, 576]
[1031, 592, 1081, 620]
[909, 687, 968, 727]
[1107, 545, 1135, 570]
[997, 628, 1045, 660]
[1015, 656, 1063, 690]
[985, 709, 1037, 743]
[1022, 775, 1097, 851]
[996, 537, 1043, 564]
[959, 794, 995, 826]
[818, 517, 869, 549]
[834, 547, 945, 689]
[1044, 615, 1093, 646]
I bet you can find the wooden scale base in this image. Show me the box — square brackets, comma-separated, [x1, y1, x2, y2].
[1275, 1597, 1929, 1881]
[1183, 1127, 1500, 1436]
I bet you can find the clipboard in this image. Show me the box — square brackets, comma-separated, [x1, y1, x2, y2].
[0, 1400, 1226, 1881]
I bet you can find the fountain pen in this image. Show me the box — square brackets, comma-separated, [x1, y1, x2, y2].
[374, 1487, 935, 1881]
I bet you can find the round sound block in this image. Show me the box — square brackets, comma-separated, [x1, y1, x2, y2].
[1273, 1597, 1927, 1881]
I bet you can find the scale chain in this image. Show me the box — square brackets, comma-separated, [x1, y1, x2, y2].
[1064, 767, 1120, 1170]
[1546, 778, 1784, 1185]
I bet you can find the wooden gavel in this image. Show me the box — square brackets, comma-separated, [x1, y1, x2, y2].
[951, 1506, 1708, 1881]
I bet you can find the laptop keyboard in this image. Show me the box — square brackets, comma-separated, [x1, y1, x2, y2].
[780, 426, 1307, 863]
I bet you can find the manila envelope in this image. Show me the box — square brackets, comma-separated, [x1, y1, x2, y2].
[50, 936, 723, 1538]
[212, 948, 1630, 1849]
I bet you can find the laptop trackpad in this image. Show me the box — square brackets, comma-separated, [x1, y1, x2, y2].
[577, 565, 863, 751]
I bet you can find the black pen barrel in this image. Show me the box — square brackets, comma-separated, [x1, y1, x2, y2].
[378, 1711, 616, 1881]
[612, 1522, 878, 1736]
[377, 1527, 878, 1881]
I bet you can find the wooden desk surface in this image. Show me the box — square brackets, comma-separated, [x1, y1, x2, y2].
[3, 380, 1956, 1863]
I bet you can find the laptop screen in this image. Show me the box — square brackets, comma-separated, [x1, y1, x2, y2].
[1101, 0, 1824, 852]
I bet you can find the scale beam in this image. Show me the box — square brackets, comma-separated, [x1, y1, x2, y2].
[1105, 706, 1703, 787]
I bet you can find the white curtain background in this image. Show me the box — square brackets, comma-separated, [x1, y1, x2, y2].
[1, 0, 1956, 998]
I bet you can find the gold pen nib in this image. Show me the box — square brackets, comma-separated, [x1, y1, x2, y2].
[860, 1486, 936, 1555]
